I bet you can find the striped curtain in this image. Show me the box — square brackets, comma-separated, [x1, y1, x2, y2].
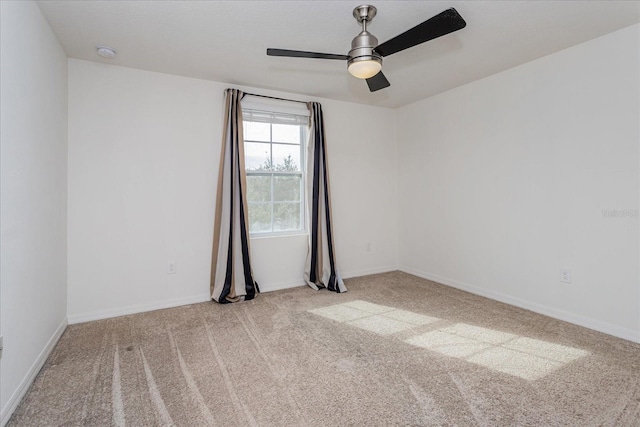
[304, 102, 346, 293]
[210, 89, 259, 303]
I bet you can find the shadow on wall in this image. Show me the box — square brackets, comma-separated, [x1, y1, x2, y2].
[309, 300, 589, 381]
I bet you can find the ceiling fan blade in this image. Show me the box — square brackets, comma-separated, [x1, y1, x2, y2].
[366, 71, 390, 92]
[374, 8, 466, 57]
[267, 48, 349, 60]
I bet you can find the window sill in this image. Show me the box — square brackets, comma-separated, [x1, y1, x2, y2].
[249, 231, 309, 240]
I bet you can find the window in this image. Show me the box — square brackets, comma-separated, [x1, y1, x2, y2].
[243, 107, 308, 235]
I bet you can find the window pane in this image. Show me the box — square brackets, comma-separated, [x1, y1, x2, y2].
[272, 123, 300, 144]
[245, 141, 271, 171]
[274, 175, 301, 202]
[243, 109, 306, 235]
[244, 121, 270, 142]
[248, 203, 271, 233]
[246, 175, 271, 202]
[273, 202, 301, 231]
[272, 143, 301, 171]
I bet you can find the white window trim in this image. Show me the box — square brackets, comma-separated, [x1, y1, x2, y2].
[242, 100, 308, 237]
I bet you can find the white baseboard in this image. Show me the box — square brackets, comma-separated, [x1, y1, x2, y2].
[259, 280, 306, 293]
[1, 318, 68, 427]
[400, 266, 640, 344]
[257, 266, 399, 293]
[341, 266, 399, 280]
[67, 267, 399, 324]
[67, 293, 211, 324]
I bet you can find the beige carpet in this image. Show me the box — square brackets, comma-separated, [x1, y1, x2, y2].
[9, 271, 640, 426]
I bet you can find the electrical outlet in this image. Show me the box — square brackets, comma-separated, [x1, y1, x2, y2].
[560, 269, 572, 284]
[366, 243, 372, 252]
[168, 261, 176, 275]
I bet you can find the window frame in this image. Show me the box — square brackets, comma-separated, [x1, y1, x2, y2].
[243, 107, 308, 238]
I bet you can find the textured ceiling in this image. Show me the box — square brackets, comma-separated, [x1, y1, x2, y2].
[38, 1, 640, 108]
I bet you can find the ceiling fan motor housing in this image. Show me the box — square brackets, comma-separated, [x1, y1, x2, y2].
[348, 30, 381, 64]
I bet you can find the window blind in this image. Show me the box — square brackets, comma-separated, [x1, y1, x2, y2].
[241, 94, 310, 121]
[242, 109, 309, 126]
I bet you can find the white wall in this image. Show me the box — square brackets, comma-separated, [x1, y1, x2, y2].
[67, 59, 398, 322]
[0, 1, 68, 423]
[397, 24, 639, 342]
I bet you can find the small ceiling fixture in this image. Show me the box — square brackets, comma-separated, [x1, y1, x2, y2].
[96, 46, 116, 59]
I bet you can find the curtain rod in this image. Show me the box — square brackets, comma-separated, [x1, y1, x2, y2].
[241, 92, 308, 105]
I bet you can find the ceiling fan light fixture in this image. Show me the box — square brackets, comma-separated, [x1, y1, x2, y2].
[347, 56, 382, 79]
[347, 7, 381, 80]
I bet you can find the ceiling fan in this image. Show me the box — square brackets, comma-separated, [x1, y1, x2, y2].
[267, 5, 466, 92]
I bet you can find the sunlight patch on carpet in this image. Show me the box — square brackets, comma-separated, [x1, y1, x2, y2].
[406, 323, 590, 381]
[341, 300, 396, 314]
[349, 315, 415, 335]
[309, 300, 439, 336]
[309, 301, 590, 381]
[308, 304, 373, 323]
